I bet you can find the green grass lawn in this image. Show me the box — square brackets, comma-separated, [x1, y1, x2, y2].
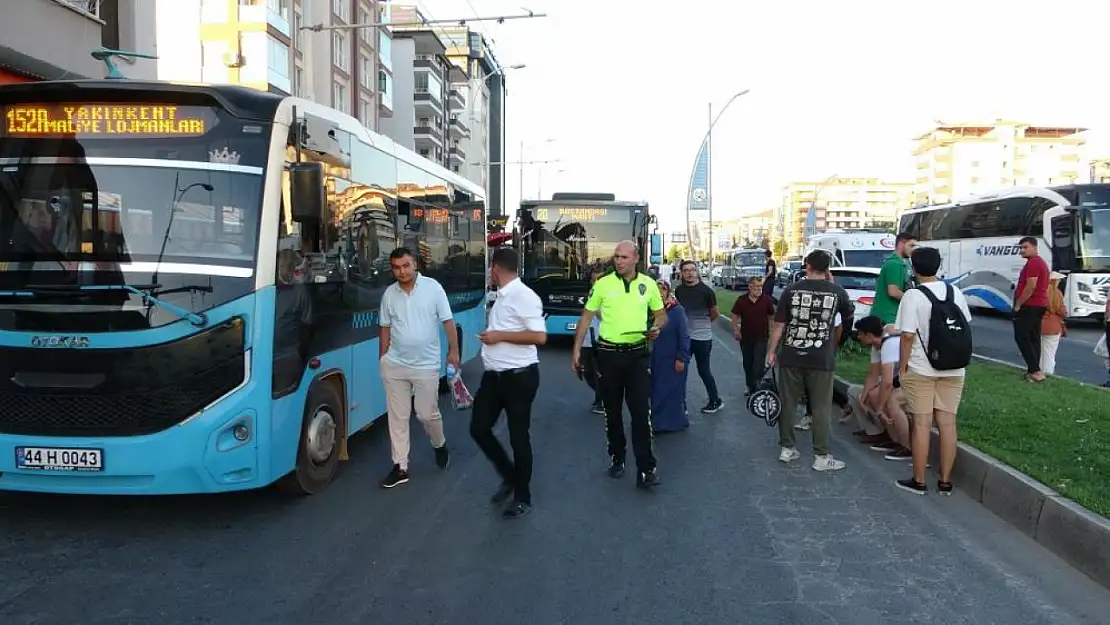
[835, 342, 1110, 518]
[714, 288, 740, 313]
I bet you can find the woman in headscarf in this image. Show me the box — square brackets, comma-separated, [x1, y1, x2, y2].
[650, 279, 691, 433]
[1039, 271, 1068, 375]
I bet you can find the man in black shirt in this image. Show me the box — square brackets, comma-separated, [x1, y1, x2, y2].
[767, 250, 854, 471]
[764, 250, 778, 300]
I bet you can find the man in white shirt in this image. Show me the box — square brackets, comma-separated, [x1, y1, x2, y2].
[851, 315, 912, 461]
[894, 246, 972, 496]
[470, 248, 547, 520]
[378, 248, 460, 489]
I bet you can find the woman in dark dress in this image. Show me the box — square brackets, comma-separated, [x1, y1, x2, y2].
[650, 279, 691, 433]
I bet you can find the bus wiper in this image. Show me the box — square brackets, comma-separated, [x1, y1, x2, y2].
[82, 284, 209, 327]
[18, 283, 209, 327]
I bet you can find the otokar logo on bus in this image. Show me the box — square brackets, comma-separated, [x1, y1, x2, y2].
[30, 335, 90, 348]
[976, 244, 1021, 257]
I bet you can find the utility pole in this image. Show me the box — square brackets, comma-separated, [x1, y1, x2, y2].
[707, 101, 713, 273]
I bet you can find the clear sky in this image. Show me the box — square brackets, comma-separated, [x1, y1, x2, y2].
[417, 0, 1110, 238]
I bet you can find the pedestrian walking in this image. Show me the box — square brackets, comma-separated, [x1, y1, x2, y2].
[378, 248, 459, 489]
[579, 268, 605, 415]
[649, 279, 691, 433]
[1039, 272, 1067, 375]
[894, 246, 973, 495]
[870, 232, 916, 324]
[1013, 236, 1049, 382]
[675, 260, 723, 413]
[764, 250, 778, 300]
[766, 250, 855, 471]
[469, 248, 546, 519]
[731, 276, 775, 396]
[572, 240, 667, 488]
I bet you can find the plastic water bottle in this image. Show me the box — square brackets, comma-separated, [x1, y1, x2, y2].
[446, 364, 457, 378]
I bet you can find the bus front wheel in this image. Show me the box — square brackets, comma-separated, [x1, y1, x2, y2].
[278, 379, 345, 495]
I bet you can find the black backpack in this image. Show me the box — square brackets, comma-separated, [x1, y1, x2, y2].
[915, 283, 973, 370]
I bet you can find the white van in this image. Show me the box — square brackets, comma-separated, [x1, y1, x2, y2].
[804, 229, 895, 269]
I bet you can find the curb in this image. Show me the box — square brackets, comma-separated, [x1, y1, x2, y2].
[834, 374, 1110, 591]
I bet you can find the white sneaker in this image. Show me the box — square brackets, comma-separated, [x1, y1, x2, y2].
[812, 454, 846, 472]
[794, 416, 812, 431]
[778, 447, 801, 463]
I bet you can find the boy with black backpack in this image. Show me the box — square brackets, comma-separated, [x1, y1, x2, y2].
[893, 246, 973, 496]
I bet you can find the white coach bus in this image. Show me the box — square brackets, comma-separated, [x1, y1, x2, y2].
[897, 184, 1110, 319]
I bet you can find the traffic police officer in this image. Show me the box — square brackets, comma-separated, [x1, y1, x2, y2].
[572, 240, 667, 488]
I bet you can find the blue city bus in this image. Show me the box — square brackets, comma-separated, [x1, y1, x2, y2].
[517, 194, 655, 336]
[0, 80, 487, 495]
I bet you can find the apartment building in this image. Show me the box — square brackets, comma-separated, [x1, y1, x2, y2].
[777, 178, 914, 254]
[0, 0, 156, 83]
[912, 120, 1086, 206]
[156, 0, 392, 130]
[385, 6, 508, 216]
[1090, 158, 1110, 183]
[378, 11, 454, 169]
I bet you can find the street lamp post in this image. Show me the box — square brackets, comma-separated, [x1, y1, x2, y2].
[684, 88, 750, 270]
[469, 64, 525, 219]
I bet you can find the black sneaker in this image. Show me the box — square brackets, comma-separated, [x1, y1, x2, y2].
[870, 440, 900, 452]
[434, 444, 450, 469]
[591, 402, 606, 415]
[636, 469, 661, 489]
[937, 480, 953, 496]
[895, 478, 927, 495]
[502, 500, 532, 519]
[380, 464, 410, 488]
[607, 457, 625, 479]
[883, 447, 913, 461]
[490, 481, 514, 505]
[701, 399, 724, 414]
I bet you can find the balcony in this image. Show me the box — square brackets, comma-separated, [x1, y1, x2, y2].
[414, 125, 443, 146]
[449, 145, 466, 164]
[414, 89, 442, 113]
[448, 89, 465, 110]
[414, 55, 437, 70]
[449, 116, 469, 139]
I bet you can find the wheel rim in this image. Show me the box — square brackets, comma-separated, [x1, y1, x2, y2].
[306, 406, 337, 465]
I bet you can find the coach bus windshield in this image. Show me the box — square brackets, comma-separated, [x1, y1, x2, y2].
[0, 100, 268, 331]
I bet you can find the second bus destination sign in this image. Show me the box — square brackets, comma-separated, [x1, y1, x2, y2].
[3, 103, 211, 138]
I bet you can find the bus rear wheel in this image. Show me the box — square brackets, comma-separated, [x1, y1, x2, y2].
[278, 380, 345, 495]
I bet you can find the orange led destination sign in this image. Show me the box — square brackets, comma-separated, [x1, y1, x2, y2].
[3, 103, 210, 138]
[533, 206, 632, 224]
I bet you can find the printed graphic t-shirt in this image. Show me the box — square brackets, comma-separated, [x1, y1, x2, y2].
[774, 278, 855, 371]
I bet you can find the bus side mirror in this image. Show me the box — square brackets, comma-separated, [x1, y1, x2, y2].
[1079, 208, 1095, 234]
[289, 162, 325, 223]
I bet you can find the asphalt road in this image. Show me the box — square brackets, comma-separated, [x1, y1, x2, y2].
[967, 310, 1107, 384]
[2, 326, 1110, 624]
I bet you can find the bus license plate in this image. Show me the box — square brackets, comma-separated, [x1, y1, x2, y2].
[16, 447, 104, 472]
[565, 322, 577, 330]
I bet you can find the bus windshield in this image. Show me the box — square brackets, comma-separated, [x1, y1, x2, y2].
[0, 100, 269, 331]
[519, 206, 641, 281]
[732, 251, 764, 267]
[1077, 208, 1110, 272]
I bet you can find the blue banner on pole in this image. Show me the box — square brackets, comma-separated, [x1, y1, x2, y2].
[688, 140, 709, 211]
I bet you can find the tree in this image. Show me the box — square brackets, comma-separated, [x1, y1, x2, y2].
[772, 239, 788, 259]
[666, 244, 691, 262]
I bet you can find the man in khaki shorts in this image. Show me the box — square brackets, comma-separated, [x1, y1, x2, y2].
[893, 246, 971, 496]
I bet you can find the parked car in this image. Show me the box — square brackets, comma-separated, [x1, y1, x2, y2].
[829, 266, 880, 328]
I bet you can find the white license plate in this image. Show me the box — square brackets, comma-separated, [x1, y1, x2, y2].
[565, 322, 577, 330]
[16, 447, 104, 472]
